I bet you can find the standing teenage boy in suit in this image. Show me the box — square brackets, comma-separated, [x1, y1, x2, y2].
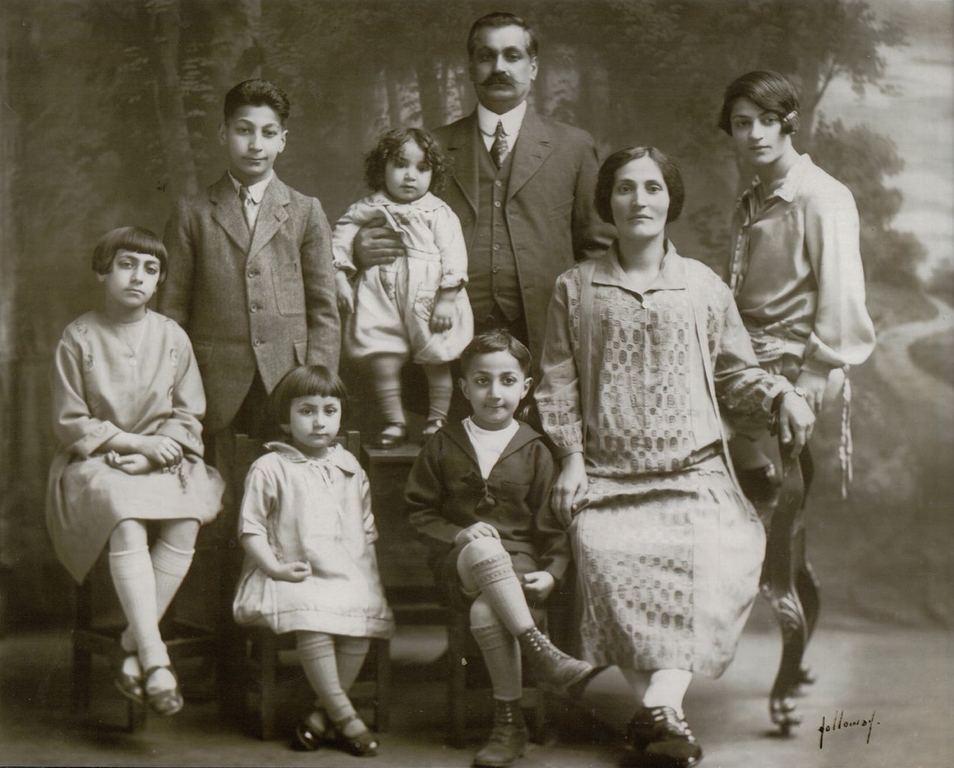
[160, 79, 339, 469]
[355, 12, 609, 372]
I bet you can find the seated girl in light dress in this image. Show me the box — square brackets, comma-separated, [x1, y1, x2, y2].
[333, 127, 473, 448]
[233, 365, 394, 757]
[45, 226, 225, 716]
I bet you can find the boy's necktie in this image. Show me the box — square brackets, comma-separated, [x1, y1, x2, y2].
[239, 185, 254, 230]
[490, 121, 508, 169]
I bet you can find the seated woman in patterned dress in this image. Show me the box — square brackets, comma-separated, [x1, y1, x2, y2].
[534, 147, 816, 768]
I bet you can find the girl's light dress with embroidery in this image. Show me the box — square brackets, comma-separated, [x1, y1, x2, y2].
[233, 442, 395, 639]
[45, 310, 225, 583]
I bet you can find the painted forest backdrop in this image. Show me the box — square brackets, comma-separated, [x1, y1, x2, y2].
[1, 0, 947, 628]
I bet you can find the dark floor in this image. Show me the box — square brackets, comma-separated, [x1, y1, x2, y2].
[2, 601, 952, 768]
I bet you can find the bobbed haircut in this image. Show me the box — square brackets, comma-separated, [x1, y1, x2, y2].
[224, 79, 291, 125]
[718, 70, 800, 136]
[594, 147, 685, 225]
[460, 329, 532, 378]
[271, 365, 349, 426]
[91, 226, 168, 278]
[467, 12, 538, 59]
[364, 127, 447, 196]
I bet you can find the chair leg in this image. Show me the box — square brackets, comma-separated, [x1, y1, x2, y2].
[71, 642, 92, 713]
[373, 638, 391, 733]
[258, 634, 278, 741]
[447, 634, 468, 748]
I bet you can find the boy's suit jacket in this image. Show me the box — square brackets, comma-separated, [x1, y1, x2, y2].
[432, 109, 610, 362]
[159, 172, 340, 436]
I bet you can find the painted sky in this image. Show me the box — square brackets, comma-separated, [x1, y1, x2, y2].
[819, 0, 954, 280]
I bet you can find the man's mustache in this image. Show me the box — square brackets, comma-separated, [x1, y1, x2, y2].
[481, 72, 515, 87]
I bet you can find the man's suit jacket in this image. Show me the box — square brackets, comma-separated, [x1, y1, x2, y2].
[433, 109, 610, 363]
[159, 172, 340, 436]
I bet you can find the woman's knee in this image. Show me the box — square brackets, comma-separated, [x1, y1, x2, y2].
[158, 518, 200, 550]
[109, 519, 148, 551]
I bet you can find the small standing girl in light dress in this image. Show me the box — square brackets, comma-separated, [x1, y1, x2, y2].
[333, 127, 473, 448]
[232, 365, 394, 757]
[45, 227, 225, 716]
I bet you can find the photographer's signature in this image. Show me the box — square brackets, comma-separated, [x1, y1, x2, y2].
[818, 710, 879, 748]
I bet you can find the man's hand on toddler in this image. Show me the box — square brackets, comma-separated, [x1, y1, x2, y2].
[454, 522, 501, 546]
[270, 561, 312, 583]
[353, 216, 405, 268]
[522, 570, 555, 601]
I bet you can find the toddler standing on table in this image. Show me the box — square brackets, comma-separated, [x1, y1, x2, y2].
[405, 330, 595, 768]
[333, 127, 474, 448]
[232, 365, 394, 757]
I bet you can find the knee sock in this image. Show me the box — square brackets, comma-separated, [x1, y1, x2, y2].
[109, 547, 169, 672]
[423, 363, 453, 424]
[369, 355, 406, 427]
[336, 636, 371, 693]
[298, 632, 365, 737]
[120, 540, 195, 654]
[472, 620, 522, 702]
[470, 552, 535, 636]
[642, 669, 693, 719]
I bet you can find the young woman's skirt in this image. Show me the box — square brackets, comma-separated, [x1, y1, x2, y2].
[46, 451, 225, 583]
[570, 455, 765, 678]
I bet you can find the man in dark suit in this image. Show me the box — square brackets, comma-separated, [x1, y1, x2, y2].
[355, 12, 609, 371]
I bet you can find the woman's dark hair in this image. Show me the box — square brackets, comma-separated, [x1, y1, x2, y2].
[718, 70, 800, 136]
[594, 147, 685, 225]
[224, 79, 291, 125]
[91, 226, 168, 278]
[271, 365, 349, 426]
[364, 127, 447, 196]
[460, 329, 532, 378]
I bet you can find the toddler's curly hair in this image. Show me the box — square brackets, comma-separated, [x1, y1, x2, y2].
[364, 127, 447, 196]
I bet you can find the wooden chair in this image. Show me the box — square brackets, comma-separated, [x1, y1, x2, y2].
[236, 430, 392, 740]
[72, 552, 218, 731]
[758, 438, 820, 735]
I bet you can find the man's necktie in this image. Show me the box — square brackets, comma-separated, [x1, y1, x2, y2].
[239, 185, 254, 231]
[490, 121, 508, 169]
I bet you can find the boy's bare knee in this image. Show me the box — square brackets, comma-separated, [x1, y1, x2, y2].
[458, 536, 506, 569]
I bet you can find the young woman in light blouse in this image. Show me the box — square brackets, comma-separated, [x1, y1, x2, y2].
[718, 70, 876, 499]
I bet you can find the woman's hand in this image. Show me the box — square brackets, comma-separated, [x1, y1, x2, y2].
[795, 368, 829, 414]
[778, 391, 816, 456]
[270, 561, 312, 583]
[551, 453, 588, 526]
[106, 452, 152, 475]
[429, 294, 456, 333]
[335, 271, 354, 314]
[453, 522, 501, 547]
[353, 216, 405, 269]
[134, 435, 183, 467]
[522, 571, 556, 601]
